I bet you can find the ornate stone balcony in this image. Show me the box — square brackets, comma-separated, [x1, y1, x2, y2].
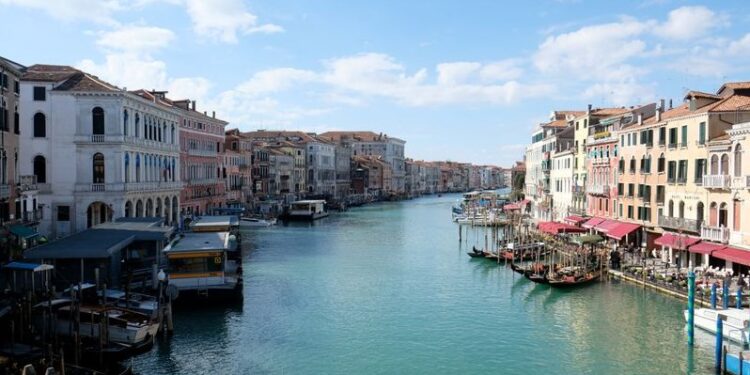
[703, 174, 731, 189]
[658, 215, 701, 233]
[17, 175, 38, 192]
[701, 224, 730, 244]
[587, 184, 609, 196]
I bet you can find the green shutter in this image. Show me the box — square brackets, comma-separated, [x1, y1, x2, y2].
[699, 123, 706, 144]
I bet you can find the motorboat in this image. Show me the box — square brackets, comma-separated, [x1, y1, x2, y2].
[684, 307, 750, 344]
[55, 305, 159, 345]
[240, 217, 277, 227]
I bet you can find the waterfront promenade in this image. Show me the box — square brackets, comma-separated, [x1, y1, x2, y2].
[132, 194, 715, 374]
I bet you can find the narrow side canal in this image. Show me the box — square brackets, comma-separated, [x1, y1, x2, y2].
[133, 194, 716, 374]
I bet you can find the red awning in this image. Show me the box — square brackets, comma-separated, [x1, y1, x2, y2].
[581, 217, 605, 229]
[712, 247, 750, 267]
[688, 242, 726, 255]
[503, 203, 520, 211]
[564, 215, 587, 225]
[654, 233, 701, 250]
[606, 222, 641, 240]
[519, 199, 530, 206]
[594, 219, 621, 233]
[539, 221, 587, 235]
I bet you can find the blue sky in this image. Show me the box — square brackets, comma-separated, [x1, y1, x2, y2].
[1, 0, 749, 166]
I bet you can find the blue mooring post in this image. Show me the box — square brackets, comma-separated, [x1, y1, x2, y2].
[738, 288, 743, 310]
[688, 272, 695, 346]
[711, 283, 718, 309]
[716, 315, 724, 372]
[724, 279, 730, 310]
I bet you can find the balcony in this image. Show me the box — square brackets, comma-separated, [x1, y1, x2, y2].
[658, 215, 701, 233]
[75, 134, 180, 153]
[17, 175, 38, 192]
[0, 184, 9, 199]
[701, 224, 729, 244]
[587, 184, 610, 196]
[731, 176, 750, 189]
[20, 210, 42, 224]
[74, 181, 183, 193]
[592, 157, 610, 166]
[187, 148, 218, 157]
[91, 134, 105, 143]
[703, 175, 731, 189]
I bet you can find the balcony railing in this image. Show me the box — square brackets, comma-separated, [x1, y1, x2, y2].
[701, 224, 730, 244]
[658, 215, 701, 233]
[703, 175, 731, 189]
[75, 181, 183, 193]
[731, 176, 750, 189]
[91, 183, 105, 192]
[75, 134, 180, 153]
[587, 184, 609, 196]
[0, 184, 9, 199]
[91, 134, 105, 143]
[17, 175, 38, 192]
[20, 210, 42, 223]
[187, 148, 218, 157]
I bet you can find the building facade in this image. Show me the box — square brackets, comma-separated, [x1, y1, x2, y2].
[20, 65, 181, 238]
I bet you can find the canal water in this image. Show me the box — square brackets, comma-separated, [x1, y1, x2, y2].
[133, 194, 717, 374]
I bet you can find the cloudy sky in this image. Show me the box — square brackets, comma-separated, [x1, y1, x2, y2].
[1, 0, 748, 166]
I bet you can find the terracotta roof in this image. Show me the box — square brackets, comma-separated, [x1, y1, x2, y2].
[707, 94, 750, 112]
[542, 118, 569, 128]
[22, 64, 80, 82]
[319, 131, 402, 143]
[54, 72, 120, 92]
[242, 130, 318, 144]
[591, 107, 631, 116]
[717, 82, 750, 97]
[642, 103, 691, 125]
[684, 90, 721, 100]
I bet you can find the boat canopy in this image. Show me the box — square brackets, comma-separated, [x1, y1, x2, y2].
[571, 234, 604, 245]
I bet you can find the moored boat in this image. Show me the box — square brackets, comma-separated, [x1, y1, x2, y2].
[548, 267, 600, 288]
[683, 307, 750, 344]
[55, 305, 159, 345]
[239, 217, 277, 227]
[286, 200, 329, 221]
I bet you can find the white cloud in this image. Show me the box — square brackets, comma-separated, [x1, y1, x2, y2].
[96, 25, 175, 53]
[185, 0, 283, 43]
[0, 0, 124, 25]
[436, 62, 481, 85]
[234, 68, 318, 96]
[728, 34, 750, 56]
[653, 6, 717, 40]
[479, 60, 524, 82]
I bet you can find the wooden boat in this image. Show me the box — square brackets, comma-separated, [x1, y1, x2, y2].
[55, 305, 159, 345]
[240, 217, 277, 227]
[548, 270, 600, 288]
[526, 273, 549, 284]
[467, 246, 486, 258]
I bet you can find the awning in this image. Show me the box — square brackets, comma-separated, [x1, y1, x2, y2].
[564, 215, 587, 225]
[572, 234, 604, 245]
[594, 219, 621, 233]
[607, 222, 641, 240]
[538, 221, 587, 235]
[9, 225, 39, 239]
[2, 261, 54, 272]
[713, 247, 750, 267]
[582, 217, 605, 229]
[688, 242, 726, 255]
[503, 203, 520, 211]
[654, 233, 701, 250]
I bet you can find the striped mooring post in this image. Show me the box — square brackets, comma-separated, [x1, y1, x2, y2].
[716, 315, 724, 372]
[711, 283, 718, 309]
[687, 272, 695, 346]
[724, 279, 730, 310]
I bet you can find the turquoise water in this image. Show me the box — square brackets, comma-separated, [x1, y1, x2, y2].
[132, 195, 717, 374]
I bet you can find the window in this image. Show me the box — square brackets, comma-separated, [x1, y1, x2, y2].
[93, 153, 105, 183]
[628, 183, 634, 197]
[57, 206, 70, 221]
[735, 144, 743, 177]
[698, 122, 706, 145]
[33, 155, 46, 183]
[14, 80, 19, 95]
[695, 158, 706, 183]
[628, 205, 633, 219]
[618, 183, 624, 196]
[667, 161, 676, 182]
[92, 107, 105, 135]
[618, 158, 625, 173]
[14, 109, 18, 134]
[658, 154, 665, 173]
[657, 186, 665, 203]
[33, 113, 46, 137]
[681, 125, 687, 147]
[33, 86, 45, 101]
[677, 160, 688, 183]
[668, 128, 678, 148]
[637, 184, 644, 198]
[659, 127, 666, 145]
[629, 157, 636, 173]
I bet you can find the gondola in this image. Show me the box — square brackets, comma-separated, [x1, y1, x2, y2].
[548, 272, 600, 288]
[467, 246, 486, 258]
[526, 273, 549, 284]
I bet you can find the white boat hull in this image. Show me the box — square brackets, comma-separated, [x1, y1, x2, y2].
[239, 218, 277, 227]
[56, 320, 160, 345]
[684, 308, 750, 344]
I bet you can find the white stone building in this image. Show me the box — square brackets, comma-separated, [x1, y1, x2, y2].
[550, 150, 574, 221]
[20, 65, 181, 238]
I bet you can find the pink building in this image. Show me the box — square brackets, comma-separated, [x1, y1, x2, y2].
[174, 99, 227, 216]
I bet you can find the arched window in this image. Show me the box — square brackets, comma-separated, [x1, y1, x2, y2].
[136, 154, 141, 182]
[93, 153, 105, 183]
[678, 201, 685, 219]
[719, 203, 728, 227]
[734, 200, 741, 232]
[171, 124, 175, 144]
[697, 202, 704, 226]
[33, 113, 46, 137]
[135, 113, 140, 137]
[735, 144, 742, 177]
[710, 202, 718, 226]
[618, 158, 624, 173]
[124, 153, 130, 183]
[92, 107, 105, 135]
[123, 109, 128, 136]
[658, 153, 665, 173]
[668, 200, 674, 217]
[711, 154, 719, 175]
[645, 155, 652, 173]
[629, 157, 635, 173]
[33, 155, 46, 183]
[721, 154, 729, 175]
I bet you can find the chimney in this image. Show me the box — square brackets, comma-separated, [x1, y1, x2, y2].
[191, 100, 196, 111]
[659, 98, 665, 111]
[669, 99, 673, 109]
[637, 114, 643, 125]
[689, 97, 697, 111]
[587, 104, 592, 114]
[212, 111, 215, 119]
[655, 106, 661, 122]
